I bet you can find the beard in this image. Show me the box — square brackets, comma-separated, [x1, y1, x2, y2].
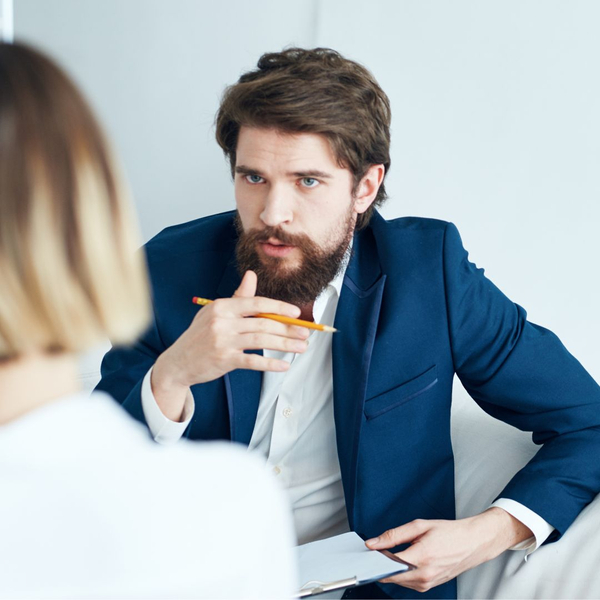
[235, 208, 355, 306]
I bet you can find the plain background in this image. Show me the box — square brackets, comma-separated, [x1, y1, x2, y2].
[12, 0, 600, 383]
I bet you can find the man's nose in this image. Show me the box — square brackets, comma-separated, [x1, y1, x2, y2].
[259, 184, 293, 227]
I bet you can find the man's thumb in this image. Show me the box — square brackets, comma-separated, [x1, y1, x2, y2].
[234, 270, 258, 298]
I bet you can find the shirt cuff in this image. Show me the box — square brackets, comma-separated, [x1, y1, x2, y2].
[141, 366, 194, 445]
[491, 498, 554, 556]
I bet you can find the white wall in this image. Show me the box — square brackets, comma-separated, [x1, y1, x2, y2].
[14, 0, 600, 380]
[14, 0, 320, 238]
[0, 0, 14, 41]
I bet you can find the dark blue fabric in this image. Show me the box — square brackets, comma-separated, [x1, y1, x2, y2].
[97, 210, 600, 599]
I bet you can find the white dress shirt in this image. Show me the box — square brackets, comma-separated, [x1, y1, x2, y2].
[142, 269, 553, 553]
[248, 269, 349, 545]
[0, 391, 296, 599]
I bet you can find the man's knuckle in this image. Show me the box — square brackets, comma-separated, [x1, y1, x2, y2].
[211, 300, 225, 315]
[421, 566, 434, 578]
[242, 353, 255, 368]
[207, 315, 221, 332]
[418, 568, 436, 588]
[381, 528, 395, 541]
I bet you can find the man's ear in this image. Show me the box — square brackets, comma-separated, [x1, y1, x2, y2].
[354, 164, 385, 214]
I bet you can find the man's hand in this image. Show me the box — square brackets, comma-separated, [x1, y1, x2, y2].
[365, 508, 534, 593]
[151, 270, 309, 421]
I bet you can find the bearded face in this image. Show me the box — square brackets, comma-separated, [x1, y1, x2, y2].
[235, 205, 354, 306]
[233, 127, 380, 307]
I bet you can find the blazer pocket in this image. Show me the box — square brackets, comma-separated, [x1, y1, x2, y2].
[364, 365, 438, 420]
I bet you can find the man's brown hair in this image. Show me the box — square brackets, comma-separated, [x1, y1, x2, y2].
[216, 47, 391, 230]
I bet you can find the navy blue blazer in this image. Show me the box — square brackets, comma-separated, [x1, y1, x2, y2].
[98, 210, 600, 599]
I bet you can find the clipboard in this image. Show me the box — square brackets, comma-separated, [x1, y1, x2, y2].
[294, 532, 414, 597]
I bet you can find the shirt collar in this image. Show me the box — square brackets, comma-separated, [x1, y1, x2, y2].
[330, 236, 353, 298]
[312, 238, 352, 325]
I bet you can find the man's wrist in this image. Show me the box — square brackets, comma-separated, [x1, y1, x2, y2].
[475, 507, 534, 560]
[151, 353, 191, 422]
[490, 499, 553, 554]
[141, 367, 194, 443]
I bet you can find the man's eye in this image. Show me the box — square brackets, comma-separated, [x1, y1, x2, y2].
[300, 177, 319, 188]
[245, 174, 264, 184]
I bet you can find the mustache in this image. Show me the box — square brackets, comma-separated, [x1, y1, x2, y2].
[234, 210, 354, 305]
[240, 226, 314, 249]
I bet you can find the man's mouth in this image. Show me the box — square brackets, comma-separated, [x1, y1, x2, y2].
[259, 238, 296, 258]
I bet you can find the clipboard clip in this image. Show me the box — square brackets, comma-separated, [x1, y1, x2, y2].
[296, 576, 358, 597]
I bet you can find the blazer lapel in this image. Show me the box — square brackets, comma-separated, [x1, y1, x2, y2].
[333, 225, 386, 526]
[225, 368, 262, 445]
[217, 254, 263, 445]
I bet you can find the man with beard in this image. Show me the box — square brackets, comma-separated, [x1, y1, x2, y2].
[97, 48, 600, 599]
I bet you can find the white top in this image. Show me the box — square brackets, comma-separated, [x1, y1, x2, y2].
[142, 272, 553, 554]
[0, 391, 297, 599]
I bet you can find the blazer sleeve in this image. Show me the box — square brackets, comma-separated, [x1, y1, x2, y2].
[442, 222, 600, 540]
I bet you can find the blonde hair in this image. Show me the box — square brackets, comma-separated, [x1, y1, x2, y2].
[0, 42, 150, 360]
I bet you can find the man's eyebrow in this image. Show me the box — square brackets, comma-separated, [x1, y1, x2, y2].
[235, 165, 263, 176]
[289, 170, 333, 179]
[235, 166, 333, 179]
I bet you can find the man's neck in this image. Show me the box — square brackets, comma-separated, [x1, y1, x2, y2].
[0, 352, 79, 425]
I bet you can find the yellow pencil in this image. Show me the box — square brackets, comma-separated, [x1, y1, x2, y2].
[192, 297, 337, 333]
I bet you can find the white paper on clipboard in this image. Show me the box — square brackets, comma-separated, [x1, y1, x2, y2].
[294, 531, 411, 597]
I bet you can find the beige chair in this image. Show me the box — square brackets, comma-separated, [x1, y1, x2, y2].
[453, 378, 600, 599]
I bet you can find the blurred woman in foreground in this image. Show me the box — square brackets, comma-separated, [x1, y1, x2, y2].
[0, 42, 295, 599]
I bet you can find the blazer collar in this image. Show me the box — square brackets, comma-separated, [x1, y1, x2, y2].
[343, 214, 385, 296]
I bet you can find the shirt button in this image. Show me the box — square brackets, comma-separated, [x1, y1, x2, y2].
[273, 466, 281, 475]
[283, 407, 293, 418]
